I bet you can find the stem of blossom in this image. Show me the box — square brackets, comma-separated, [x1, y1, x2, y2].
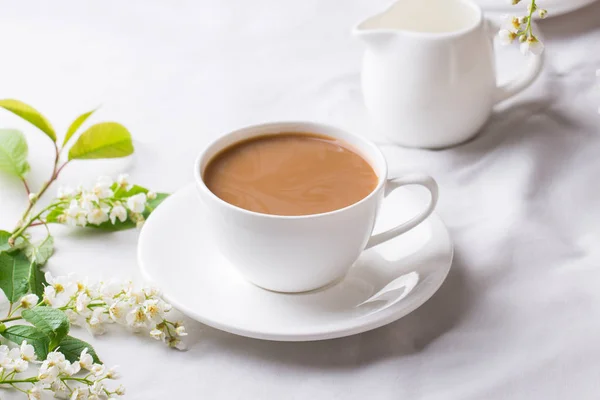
[10, 143, 63, 239]
[0, 316, 23, 324]
[21, 178, 31, 197]
[0, 377, 38, 384]
[525, 0, 537, 36]
[10, 200, 68, 242]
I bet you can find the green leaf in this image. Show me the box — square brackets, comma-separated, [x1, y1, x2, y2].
[0, 129, 30, 178]
[1, 325, 50, 359]
[24, 235, 54, 266]
[45, 208, 65, 225]
[0, 251, 33, 302]
[0, 99, 56, 142]
[57, 335, 101, 364]
[21, 307, 70, 350]
[63, 108, 96, 147]
[26, 258, 47, 298]
[68, 122, 133, 160]
[0, 231, 26, 256]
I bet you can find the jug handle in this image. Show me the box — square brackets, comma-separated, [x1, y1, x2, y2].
[487, 18, 545, 105]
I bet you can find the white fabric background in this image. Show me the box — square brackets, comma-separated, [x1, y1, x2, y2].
[1, 0, 600, 398]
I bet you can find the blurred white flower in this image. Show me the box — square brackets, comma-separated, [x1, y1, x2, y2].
[150, 328, 165, 341]
[498, 29, 517, 45]
[75, 292, 92, 315]
[520, 36, 544, 56]
[126, 193, 147, 213]
[87, 206, 110, 225]
[117, 174, 132, 190]
[109, 203, 127, 224]
[26, 384, 43, 400]
[93, 176, 114, 199]
[106, 365, 120, 380]
[175, 325, 188, 337]
[65, 200, 87, 227]
[57, 186, 75, 199]
[80, 191, 99, 211]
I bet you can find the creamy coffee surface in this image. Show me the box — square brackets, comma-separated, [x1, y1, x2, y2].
[203, 133, 378, 216]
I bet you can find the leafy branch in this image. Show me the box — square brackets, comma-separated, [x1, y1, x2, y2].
[0, 99, 174, 398]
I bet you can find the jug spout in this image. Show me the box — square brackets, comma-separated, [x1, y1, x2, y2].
[352, 19, 394, 47]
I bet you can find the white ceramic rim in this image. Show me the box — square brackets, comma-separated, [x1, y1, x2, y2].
[480, 0, 597, 17]
[194, 121, 388, 220]
[352, 0, 483, 39]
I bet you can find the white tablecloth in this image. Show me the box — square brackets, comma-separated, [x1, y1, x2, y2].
[1, 1, 600, 398]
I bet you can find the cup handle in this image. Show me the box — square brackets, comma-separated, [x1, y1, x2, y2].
[487, 18, 545, 105]
[365, 174, 438, 249]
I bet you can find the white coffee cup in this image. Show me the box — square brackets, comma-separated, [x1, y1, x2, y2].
[354, 0, 544, 148]
[194, 122, 439, 293]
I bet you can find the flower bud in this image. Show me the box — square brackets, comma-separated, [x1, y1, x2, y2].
[538, 9, 548, 18]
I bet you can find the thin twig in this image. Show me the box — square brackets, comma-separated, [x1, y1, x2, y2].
[21, 178, 31, 196]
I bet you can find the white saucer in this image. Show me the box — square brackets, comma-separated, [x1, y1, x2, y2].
[138, 184, 453, 341]
[476, 0, 597, 17]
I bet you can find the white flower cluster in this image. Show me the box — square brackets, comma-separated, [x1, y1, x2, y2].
[1, 342, 123, 399]
[43, 273, 187, 349]
[55, 174, 156, 228]
[0, 341, 36, 374]
[498, 1, 546, 56]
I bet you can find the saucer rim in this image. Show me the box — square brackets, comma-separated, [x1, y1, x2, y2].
[138, 184, 454, 342]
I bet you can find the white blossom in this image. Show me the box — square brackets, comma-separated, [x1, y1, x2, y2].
[27, 384, 43, 400]
[175, 325, 188, 337]
[93, 176, 114, 199]
[70, 388, 87, 400]
[91, 363, 106, 377]
[20, 293, 39, 309]
[87, 206, 110, 225]
[44, 272, 77, 307]
[108, 301, 129, 322]
[65, 200, 88, 227]
[520, 36, 544, 56]
[20, 340, 37, 362]
[38, 361, 59, 383]
[498, 29, 516, 46]
[79, 191, 99, 211]
[126, 306, 149, 329]
[126, 193, 147, 213]
[147, 191, 157, 200]
[106, 365, 120, 380]
[87, 307, 108, 335]
[13, 357, 29, 372]
[116, 174, 132, 190]
[79, 348, 94, 371]
[75, 292, 92, 315]
[57, 186, 76, 199]
[150, 329, 165, 341]
[109, 203, 127, 224]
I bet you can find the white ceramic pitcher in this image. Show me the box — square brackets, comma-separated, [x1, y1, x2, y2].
[353, 0, 544, 149]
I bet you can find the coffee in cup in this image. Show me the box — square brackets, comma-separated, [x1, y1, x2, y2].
[203, 133, 378, 216]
